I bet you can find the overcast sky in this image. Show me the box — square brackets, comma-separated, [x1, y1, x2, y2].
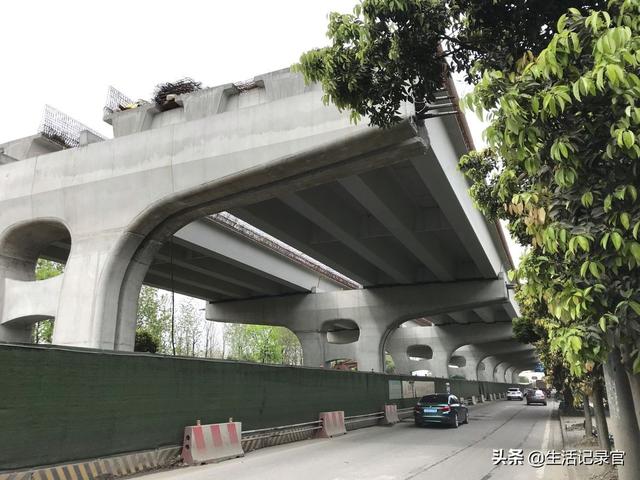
[0, 0, 523, 264]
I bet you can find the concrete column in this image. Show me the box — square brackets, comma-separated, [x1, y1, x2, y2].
[294, 331, 330, 368]
[495, 362, 510, 383]
[476, 360, 487, 381]
[482, 356, 500, 382]
[52, 234, 125, 349]
[292, 321, 386, 372]
[504, 366, 516, 384]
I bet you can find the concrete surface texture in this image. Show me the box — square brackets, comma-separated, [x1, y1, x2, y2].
[137, 398, 567, 480]
[0, 68, 530, 375]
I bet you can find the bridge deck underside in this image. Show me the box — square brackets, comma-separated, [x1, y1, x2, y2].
[231, 153, 478, 287]
[40, 236, 311, 302]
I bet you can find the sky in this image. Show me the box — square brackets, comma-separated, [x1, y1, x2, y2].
[0, 0, 524, 264]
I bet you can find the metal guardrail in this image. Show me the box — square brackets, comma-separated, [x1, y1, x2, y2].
[242, 409, 392, 443]
[344, 411, 385, 424]
[242, 420, 323, 441]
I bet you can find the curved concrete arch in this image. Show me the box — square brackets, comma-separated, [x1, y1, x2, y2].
[487, 352, 538, 382]
[407, 344, 433, 360]
[494, 362, 512, 383]
[476, 359, 487, 379]
[0, 218, 71, 277]
[0, 218, 71, 342]
[452, 341, 535, 381]
[320, 319, 360, 344]
[109, 125, 426, 352]
[385, 323, 515, 377]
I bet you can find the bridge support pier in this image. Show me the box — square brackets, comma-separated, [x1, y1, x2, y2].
[384, 324, 515, 378]
[207, 278, 513, 373]
[293, 330, 377, 371]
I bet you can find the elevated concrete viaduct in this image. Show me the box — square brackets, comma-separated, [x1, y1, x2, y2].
[486, 351, 539, 383]
[1, 69, 421, 349]
[0, 68, 530, 380]
[450, 341, 536, 381]
[206, 278, 516, 372]
[382, 324, 516, 377]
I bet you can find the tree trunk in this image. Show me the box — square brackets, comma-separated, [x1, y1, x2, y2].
[562, 384, 574, 413]
[626, 370, 640, 431]
[592, 381, 611, 450]
[582, 393, 593, 439]
[603, 348, 640, 480]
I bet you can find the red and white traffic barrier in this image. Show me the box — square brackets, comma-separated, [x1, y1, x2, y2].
[317, 411, 347, 438]
[381, 404, 400, 425]
[182, 421, 244, 465]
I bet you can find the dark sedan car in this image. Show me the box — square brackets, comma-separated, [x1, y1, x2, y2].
[414, 393, 468, 428]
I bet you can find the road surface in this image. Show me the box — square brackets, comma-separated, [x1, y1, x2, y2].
[141, 398, 568, 480]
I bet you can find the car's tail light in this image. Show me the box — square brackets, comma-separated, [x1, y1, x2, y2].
[440, 406, 450, 412]
[414, 404, 421, 412]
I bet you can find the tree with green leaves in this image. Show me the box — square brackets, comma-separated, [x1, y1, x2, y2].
[136, 285, 172, 353]
[224, 324, 303, 365]
[295, 0, 603, 127]
[458, 2, 640, 477]
[32, 259, 64, 344]
[296, 1, 639, 475]
[134, 330, 158, 353]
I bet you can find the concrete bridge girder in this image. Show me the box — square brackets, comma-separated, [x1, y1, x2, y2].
[0, 70, 424, 349]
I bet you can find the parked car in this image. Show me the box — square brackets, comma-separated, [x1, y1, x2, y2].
[506, 387, 524, 401]
[526, 389, 548, 406]
[414, 393, 468, 428]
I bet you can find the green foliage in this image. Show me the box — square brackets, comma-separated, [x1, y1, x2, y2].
[459, 0, 640, 375]
[32, 259, 64, 344]
[512, 316, 544, 344]
[136, 286, 172, 353]
[225, 324, 302, 365]
[449, 1, 606, 81]
[385, 353, 396, 374]
[295, 0, 603, 127]
[134, 330, 158, 353]
[35, 259, 64, 281]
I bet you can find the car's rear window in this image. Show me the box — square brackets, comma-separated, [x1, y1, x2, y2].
[419, 394, 449, 404]
[508, 388, 520, 392]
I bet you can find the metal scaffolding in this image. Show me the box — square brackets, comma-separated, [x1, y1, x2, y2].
[38, 105, 106, 148]
[104, 85, 136, 114]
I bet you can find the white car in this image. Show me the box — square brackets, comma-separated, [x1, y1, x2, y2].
[506, 388, 524, 400]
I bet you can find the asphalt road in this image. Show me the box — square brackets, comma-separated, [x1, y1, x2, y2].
[141, 398, 568, 480]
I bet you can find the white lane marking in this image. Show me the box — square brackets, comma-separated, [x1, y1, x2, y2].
[536, 410, 551, 479]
